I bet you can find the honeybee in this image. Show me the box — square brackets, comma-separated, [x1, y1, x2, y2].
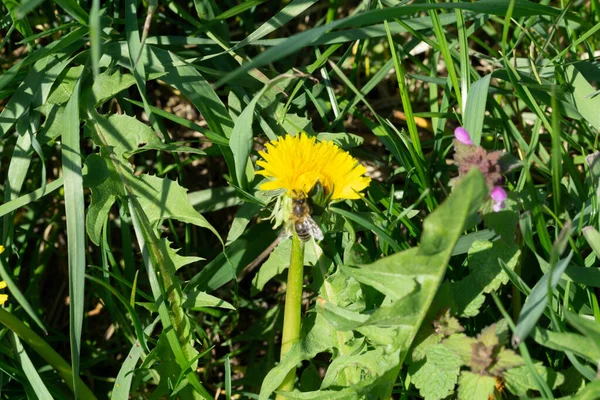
[289, 189, 324, 242]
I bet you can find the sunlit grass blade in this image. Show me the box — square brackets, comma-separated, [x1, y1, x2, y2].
[9, 332, 53, 399]
[111, 319, 159, 400]
[61, 73, 86, 399]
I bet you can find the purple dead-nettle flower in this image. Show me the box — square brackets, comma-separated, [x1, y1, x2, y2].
[454, 126, 473, 145]
[452, 126, 509, 213]
[490, 186, 507, 212]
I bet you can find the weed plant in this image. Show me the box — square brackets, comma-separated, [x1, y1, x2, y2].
[0, 0, 600, 399]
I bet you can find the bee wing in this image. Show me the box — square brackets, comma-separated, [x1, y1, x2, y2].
[306, 216, 324, 241]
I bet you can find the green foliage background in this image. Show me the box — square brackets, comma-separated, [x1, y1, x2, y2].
[1, 0, 600, 399]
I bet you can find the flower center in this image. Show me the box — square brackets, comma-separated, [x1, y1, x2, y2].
[295, 171, 332, 196]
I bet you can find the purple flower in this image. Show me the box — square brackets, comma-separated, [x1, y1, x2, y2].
[491, 186, 507, 212]
[454, 127, 473, 145]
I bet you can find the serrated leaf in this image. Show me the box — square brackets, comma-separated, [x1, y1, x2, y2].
[443, 334, 477, 366]
[504, 363, 564, 396]
[183, 290, 235, 310]
[83, 144, 220, 246]
[163, 238, 203, 271]
[489, 348, 523, 375]
[88, 113, 163, 159]
[259, 314, 338, 400]
[453, 240, 520, 317]
[411, 344, 462, 400]
[84, 69, 137, 107]
[457, 371, 496, 400]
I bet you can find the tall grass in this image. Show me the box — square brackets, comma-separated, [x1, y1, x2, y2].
[0, 0, 599, 399]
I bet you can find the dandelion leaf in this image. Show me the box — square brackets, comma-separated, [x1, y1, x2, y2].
[314, 170, 488, 397]
[259, 313, 338, 400]
[84, 69, 137, 107]
[83, 113, 220, 244]
[162, 238, 203, 271]
[183, 290, 235, 310]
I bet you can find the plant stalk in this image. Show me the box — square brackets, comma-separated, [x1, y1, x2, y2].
[276, 234, 305, 397]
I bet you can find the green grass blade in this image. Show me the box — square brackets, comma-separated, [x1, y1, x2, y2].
[9, 332, 53, 400]
[513, 252, 573, 346]
[0, 178, 63, 219]
[54, 0, 89, 25]
[463, 74, 491, 146]
[111, 319, 158, 400]
[0, 308, 96, 399]
[330, 207, 402, 253]
[61, 73, 85, 399]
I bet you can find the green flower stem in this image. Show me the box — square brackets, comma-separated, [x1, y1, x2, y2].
[0, 308, 97, 400]
[277, 233, 305, 396]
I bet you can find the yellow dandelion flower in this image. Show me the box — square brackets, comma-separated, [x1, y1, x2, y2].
[256, 133, 370, 200]
[0, 246, 7, 305]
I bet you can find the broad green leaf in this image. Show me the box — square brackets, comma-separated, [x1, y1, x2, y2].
[163, 239, 203, 271]
[226, 202, 262, 245]
[129, 197, 211, 399]
[410, 344, 462, 400]
[279, 388, 359, 400]
[531, 327, 600, 363]
[582, 226, 600, 258]
[567, 64, 600, 130]
[184, 290, 235, 310]
[572, 380, 600, 400]
[564, 311, 600, 357]
[320, 170, 488, 397]
[464, 74, 496, 145]
[457, 371, 496, 400]
[44, 65, 84, 107]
